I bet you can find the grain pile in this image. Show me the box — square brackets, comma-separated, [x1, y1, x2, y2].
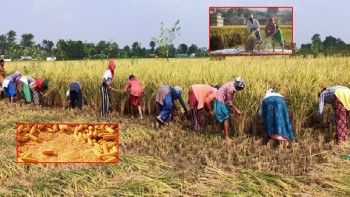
[17, 123, 119, 163]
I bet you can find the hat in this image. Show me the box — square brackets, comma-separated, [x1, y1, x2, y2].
[249, 14, 253, 19]
[174, 86, 182, 95]
[129, 74, 135, 80]
[234, 77, 245, 88]
[42, 79, 49, 90]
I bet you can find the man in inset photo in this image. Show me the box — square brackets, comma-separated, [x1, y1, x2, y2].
[246, 14, 261, 41]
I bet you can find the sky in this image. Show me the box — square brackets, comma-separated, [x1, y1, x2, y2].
[0, 0, 349, 49]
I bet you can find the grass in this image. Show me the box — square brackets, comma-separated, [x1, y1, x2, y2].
[210, 25, 292, 43]
[0, 105, 350, 196]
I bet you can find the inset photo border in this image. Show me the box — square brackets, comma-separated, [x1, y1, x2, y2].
[16, 123, 119, 164]
[209, 6, 294, 56]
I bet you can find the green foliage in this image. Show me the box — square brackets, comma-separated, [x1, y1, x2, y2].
[311, 34, 323, 57]
[299, 34, 350, 57]
[152, 20, 181, 60]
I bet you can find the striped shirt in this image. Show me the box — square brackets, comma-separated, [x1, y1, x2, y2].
[318, 85, 348, 119]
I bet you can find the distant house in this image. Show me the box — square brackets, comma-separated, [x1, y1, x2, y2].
[20, 56, 33, 61]
[175, 54, 188, 58]
[190, 53, 196, 58]
[210, 9, 224, 26]
[46, 56, 57, 61]
[147, 54, 158, 58]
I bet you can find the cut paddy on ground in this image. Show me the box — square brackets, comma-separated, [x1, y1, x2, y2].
[1, 56, 350, 196]
[1, 104, 350, 196]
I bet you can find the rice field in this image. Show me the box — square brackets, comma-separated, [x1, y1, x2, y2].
[1, 56, 350, 196]
[210, 25, 293, 51]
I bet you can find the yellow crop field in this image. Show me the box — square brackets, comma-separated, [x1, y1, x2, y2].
[6, 56, 350, 134]
[1, 56, 350, 196]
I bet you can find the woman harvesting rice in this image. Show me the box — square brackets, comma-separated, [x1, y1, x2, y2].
[188, 84, 218, 132]
[124, 74, 143, 119]
[101, 60, 116, 117]
[318, 85, 350, 144]
[258, 88, 295, 143]
[3, 70, 21, 104]
[272, 25, 284, 53]
[17, 76, 35, 103]
[66, 81, 83, 110]
[155, 85, 188, 124]
[29, 78, 49, 106]
[265, 18, 276, 38]
[214, 77, 245, 142]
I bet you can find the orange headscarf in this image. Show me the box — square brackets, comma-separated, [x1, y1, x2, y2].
[108, 60, 116, 78]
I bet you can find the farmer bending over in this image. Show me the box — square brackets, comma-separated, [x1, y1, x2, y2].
[318, 86, 350, 144]
[258, 88, 295, 144]
[156, 85, 188, 125]
[214, 77, 245, 142]
[66, 81, 83, 110]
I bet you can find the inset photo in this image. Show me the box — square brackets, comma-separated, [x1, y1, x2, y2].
[209, 7, 293, 56]
[16, 123, 119, 163]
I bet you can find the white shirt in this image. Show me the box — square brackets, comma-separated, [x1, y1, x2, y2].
[2, 79, 10, 88]
[19, 76, 35, 85]
[102, 70, 113, 85]
[247, 19, 260, 33]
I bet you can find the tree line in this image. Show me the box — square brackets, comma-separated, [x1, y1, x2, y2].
[0, 30, 209, 60]
[298, 34, 350, 57]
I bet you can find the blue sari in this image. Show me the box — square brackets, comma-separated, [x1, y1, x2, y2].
[262, 96, 295, 141]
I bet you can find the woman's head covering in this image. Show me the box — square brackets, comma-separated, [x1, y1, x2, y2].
[129, 74, 135, 80]
[174, 86, 182, 95]
[108, 60, 116, 78]
[42, 79, 49, 90]
[6, 70, 21, 82]
[13, 70, 21, 82]
[234, 77, 245, 89]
